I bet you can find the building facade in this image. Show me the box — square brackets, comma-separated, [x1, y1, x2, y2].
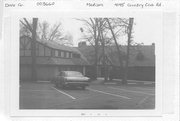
[20, 36, 89, 81]
[78, 42, 155, 81]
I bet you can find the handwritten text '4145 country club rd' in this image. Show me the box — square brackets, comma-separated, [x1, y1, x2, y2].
[114, 2, 162, 8]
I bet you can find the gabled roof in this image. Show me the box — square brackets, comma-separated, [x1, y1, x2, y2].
[77, 45, 155, 67]
[20, 36, 89, 66]
[20, 35, 80, 53]
[39, 40, 79, 53]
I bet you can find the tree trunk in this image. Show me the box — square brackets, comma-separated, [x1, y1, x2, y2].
[100, 30, 108, 81]
[123, 18, 134, 84]
[106, 18, 126, 84]
[31, 18, 38, 82]
[93, 18, 98, 80]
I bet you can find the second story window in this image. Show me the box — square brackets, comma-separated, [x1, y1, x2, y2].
[51, 49, 55, 57]
[64, 52, 67, 58]
[69, 53, 72, 58]
[61, 51, 64, 58]
[58, 50, 61, 57]
[55, 50, 58, 57]
[44, 47, 51, 56]
[66, 52, 70, 58]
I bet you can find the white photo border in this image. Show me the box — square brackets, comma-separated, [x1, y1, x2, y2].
[9, 10, 163, 117]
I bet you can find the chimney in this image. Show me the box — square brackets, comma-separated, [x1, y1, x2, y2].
[78, 41, 87, 48]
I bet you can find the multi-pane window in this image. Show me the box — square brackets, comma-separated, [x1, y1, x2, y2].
[66, 52, 70, 58]
[51, 49, 55, 57]
[44, 47, 51, 56]
[69, 53, 72, 58]
[20, 37, 77, 59]
[55, 50, 58, 57]
[61, 51, 64, 58]
[58, 50, 61, 57]
[64, 52, 67, 58]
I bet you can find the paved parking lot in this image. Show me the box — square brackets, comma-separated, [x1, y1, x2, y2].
[20, 80, 155, 109]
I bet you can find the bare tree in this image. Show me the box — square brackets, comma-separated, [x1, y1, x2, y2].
[78, 18, 126, 80]
[38, 21, 73, 46]
[38, 21, 49, 40]
[20, 18, 38, 82]
[79, 17, 134, 83]
[78, 18, 115, 80]
[59, 32, 73, 46]
[78, 18, 130, 81]
[106, 18, 134, 85]
[78, 18, 102, 79]
[20, 23, 32, 37]
[20, 20, 73, 46]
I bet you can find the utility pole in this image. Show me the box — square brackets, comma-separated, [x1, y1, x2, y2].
[31, 18, 38, 82]
[124, 18, 134, 84]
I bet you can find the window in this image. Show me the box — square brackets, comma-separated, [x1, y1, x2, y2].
[51, 49, 55, 56]
[58, 50, 61, 57]
[55, 50, 58, 57]
[66, 52, 70, 58]
[69, 53, 72, 58]
[64, 52, 67, 58]
[61, 51, 64, 58]
[65, 71, 83, 77]
[44, 47, 51, 56]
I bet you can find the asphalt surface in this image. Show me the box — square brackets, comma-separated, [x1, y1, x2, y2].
[20, 80, 155, 109]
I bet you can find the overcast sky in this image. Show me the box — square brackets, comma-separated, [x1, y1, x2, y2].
[38, 13, 162, 47]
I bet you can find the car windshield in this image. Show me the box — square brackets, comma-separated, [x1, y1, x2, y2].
[65, 71, 84, 77]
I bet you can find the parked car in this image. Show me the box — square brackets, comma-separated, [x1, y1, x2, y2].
[54, 71, 90, 89]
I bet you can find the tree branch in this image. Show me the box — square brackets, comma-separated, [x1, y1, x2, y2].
[23, 18, 33, 32]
